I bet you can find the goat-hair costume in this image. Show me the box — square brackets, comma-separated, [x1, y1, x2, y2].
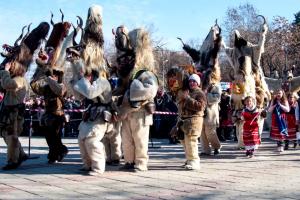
[223, 16, 270, 148]
[0, 63, 28, 170]
[0, 22, 49, 170]
[66, 5, 114, 175]
[114, 26, 158, 171]
[180, 22, 222, 155]
[30, 12, 71, 164]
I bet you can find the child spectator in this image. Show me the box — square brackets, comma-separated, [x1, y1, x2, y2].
[268, 89, 290, 152]
[285, 92, 298, 149]
[241, 95, 261, 158]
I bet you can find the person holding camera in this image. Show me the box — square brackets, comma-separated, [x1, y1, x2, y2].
[177, 74, 206, 170]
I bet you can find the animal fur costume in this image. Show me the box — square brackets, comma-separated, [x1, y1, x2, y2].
[180, 22, 222, 155]
[33, 10, 71, 80]
[0, 62, 28, 170]
[0, 22, 49, 170]
[66, 5, 114, 175]
[114, 27, 158, 171]
[30, 12, 71, 164]
[223, 16, 270, 147]
[1, 22, 50, 70]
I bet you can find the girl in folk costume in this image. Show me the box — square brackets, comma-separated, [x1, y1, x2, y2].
[284, 92, 298, 149]
[268, 89, 290, 152]
[296, 97, 300, 146]
[241, 96, 261, 158]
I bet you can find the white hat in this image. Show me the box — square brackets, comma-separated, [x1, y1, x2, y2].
[189, 74, 201, 85]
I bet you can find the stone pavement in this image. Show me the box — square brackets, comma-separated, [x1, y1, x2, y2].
[0, 137, 300, 200]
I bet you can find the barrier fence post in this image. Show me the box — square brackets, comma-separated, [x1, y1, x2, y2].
[27, 115, 39, 159]
[28, 115, 32, 157]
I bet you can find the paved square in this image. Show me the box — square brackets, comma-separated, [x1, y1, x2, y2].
[1, 137, 300, 199]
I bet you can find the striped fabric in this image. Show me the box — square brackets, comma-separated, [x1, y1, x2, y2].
[286, 107, 297, 140]
[242, 111, 261, 146]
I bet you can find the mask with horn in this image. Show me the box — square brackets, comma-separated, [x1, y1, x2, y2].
[37, 9, 71, 69]
[1, 22, 50, 70]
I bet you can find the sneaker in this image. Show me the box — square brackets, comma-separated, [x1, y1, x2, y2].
[249, 150, 254, 158]
[119, 163, 135, 171]
[284, 144, 289, 150]
[214, 149, 220, 155]
[277, 146, 284, 152]
[246, 150, 251, 157]
[48, 159, 58, 164]
[2, 163, 19, 170]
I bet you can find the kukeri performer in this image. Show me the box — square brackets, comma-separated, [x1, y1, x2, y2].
[30, 13, 71, 164]
[0, 62, 28, 170]
[66, 5, 114, 175]
[0, 22, 50, 170]
[114, 26, 158, 172]
[30, 66, 68, 164]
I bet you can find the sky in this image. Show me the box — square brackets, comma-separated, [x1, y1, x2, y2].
[0, 0, 299, 53]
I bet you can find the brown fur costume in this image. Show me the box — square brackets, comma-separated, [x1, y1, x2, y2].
[180, 23, 222, 90]
[224, 16, 270, 110]
[113, 26, 155, 96]
[34, 11, 71, 72]
[1, 22, 50, 70]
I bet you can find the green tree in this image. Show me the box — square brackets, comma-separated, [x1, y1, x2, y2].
[293, 11, 300, 25]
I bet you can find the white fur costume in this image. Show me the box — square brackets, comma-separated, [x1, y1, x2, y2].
[116, 28, 158, 171]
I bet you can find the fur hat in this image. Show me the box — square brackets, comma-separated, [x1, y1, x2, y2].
[189, 74, 201, 85]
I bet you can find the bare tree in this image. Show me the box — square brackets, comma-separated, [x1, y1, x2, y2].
[222, 3, 262, 45]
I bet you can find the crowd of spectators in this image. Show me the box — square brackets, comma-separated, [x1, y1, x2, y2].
[22, 95, 83, 137]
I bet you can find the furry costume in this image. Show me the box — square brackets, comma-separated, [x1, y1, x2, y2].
[66, 5, 114, 175]
[223, 16, 270, 148]
[30, 13, 71, 164]
[0, 22, 49, 170]
[1, 22, 50, 70]
[223, 16, 270, 110]
[0, 62, 28, 170]
[33, 10, 71, 78]
[114, 27, 158, 171]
